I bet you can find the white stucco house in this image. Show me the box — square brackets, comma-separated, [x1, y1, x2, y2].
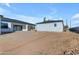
[0, 15, 35, 34]
[35, 20, 64, 32]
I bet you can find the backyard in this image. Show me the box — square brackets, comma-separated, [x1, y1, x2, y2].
[0, 31, 79, 55]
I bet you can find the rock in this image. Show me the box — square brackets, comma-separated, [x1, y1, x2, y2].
[64, 48, 79, 55]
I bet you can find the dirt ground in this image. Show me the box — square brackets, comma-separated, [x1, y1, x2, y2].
[0, 31, 79, 55]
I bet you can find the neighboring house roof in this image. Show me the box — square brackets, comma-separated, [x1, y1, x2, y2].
[1, 15, 35, 25]
[69, 27, 79, 32]
[36, 20, 63, 24]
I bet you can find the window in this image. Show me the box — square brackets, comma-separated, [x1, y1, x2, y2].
[1, 23, 8, 28]
[54, 23, 57, 27]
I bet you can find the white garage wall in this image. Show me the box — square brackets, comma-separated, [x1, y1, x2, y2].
[1, 21, 28, 33]
[1, 21, 13, 32]
[11, 22, 28, 31]
[35, 22, 63, 32]
[22, 25, 28, 31]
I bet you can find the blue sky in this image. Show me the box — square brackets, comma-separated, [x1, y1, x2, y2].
[0, 3, 79, 27]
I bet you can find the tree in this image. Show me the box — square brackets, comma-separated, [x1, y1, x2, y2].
[64, 25, 69, 32]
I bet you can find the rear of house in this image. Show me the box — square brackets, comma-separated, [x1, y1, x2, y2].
[0, 15, 35, 34]
[35, 20, 64, 32]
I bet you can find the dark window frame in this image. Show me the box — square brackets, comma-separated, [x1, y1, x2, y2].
[54, 23, 57, 27]
[1, 23, 8, 29]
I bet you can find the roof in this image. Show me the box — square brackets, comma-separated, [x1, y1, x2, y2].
[1, 16, 35, 25]
[69, 27, 79, 33]
[36, 20, 63, 24]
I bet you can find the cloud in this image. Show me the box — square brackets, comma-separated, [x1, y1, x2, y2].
[5, 3, 10, 7]
[71, 13, 79, 20]
[70, 13, 79, 27]
[11, 15, 42, 24]
[71, 21, 79, 27]
[43, 8, 63, 21]
[0, 7, 60, 24]
[0, 7, 11, 15]
[1, 3, 11, 7]
[42, 8, 57, 20]
[0, 7, 42, 24]
[0, 8, 6, 14]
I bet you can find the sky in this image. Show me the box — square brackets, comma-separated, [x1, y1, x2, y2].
[0, 3, 79, 27]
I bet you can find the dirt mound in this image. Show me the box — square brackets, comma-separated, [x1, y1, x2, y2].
[0, 31, 79, 55]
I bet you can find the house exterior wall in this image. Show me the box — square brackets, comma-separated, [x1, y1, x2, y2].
[1, 21, 13, 33]
[0, 15, 35, 34]
[1, 21, 28, 33]
[11, 22, 28, 31]
[35, 22, 64, 32]
[22, 25, 28, 31]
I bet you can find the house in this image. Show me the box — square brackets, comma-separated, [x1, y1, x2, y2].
[0, 15, 35, 34]
[35, 19, 64, 32]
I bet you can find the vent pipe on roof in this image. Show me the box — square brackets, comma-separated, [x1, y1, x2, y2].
[43, 17, 46, 22]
